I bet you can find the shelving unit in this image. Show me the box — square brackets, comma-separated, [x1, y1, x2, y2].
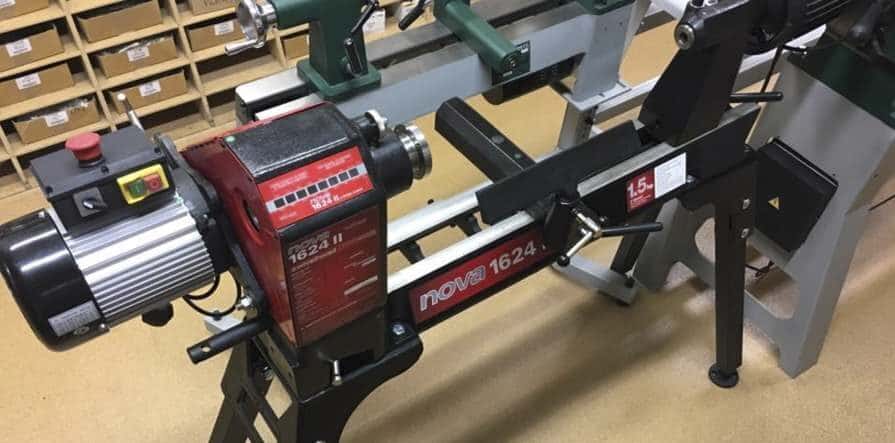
[0, 0, 417, 196]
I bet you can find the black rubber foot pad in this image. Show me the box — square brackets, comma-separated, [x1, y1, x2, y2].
[708, 363, 739, 388]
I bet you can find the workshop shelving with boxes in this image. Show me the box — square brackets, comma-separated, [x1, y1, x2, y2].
[0, 0, 408, 197]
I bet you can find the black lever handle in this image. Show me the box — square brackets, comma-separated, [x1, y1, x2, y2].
[344, 36, 367, 76]
[399, 0, 427, 30]
[344, 0, 380, 77]
[602, 222, 664, 238]
[847, 0, 885, 46]
[187, 315, 271, 364]
[729, 92, 783, 103]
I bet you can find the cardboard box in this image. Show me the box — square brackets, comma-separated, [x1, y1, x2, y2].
[187, 18, 241, 51]
[0, 63, 74, 107]
[13, 98, 100, 144]
[95, 36, 177, 78]
[0, 26, 64, 72]
[77, 1, 163, 43]
[282, 33, 309, 60]
[110, 70, 188, 113]
[0, 0, 50, 20]
[187, 0, 236, 16]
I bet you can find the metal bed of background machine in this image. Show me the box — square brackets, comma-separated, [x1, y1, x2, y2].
[0, 0, 891, 441]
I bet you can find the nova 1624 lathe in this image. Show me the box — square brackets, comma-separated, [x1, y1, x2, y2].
[0, 0, 869, 440]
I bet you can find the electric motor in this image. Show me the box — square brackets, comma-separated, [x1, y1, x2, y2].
[0, 105, 431, 360]
[0, 127, 229, 350]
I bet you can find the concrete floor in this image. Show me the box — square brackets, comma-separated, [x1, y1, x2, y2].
[1, 24, 894, 443]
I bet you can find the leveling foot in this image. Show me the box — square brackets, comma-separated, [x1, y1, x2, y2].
[708, 363, 739, 388]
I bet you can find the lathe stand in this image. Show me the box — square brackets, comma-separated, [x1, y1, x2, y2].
[210, 325, 422, 443]
[205, 101, 759, 442]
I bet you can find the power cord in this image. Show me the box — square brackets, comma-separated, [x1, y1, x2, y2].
[183, 274, 241, 318]
[746, 261, 775, 278]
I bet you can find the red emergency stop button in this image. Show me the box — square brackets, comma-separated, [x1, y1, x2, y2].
[65, 132, 103, 163]
[144, 173, 163, 192]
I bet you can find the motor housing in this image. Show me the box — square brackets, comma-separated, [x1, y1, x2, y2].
[0, 128, 229, 350]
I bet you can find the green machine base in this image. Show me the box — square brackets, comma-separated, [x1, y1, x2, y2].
[298, 60, 381, 100]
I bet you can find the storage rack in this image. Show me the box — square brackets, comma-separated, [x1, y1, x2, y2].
[0, 0, 410, 196]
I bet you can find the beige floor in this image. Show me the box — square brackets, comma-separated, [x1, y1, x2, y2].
[2, 24, 895, 443]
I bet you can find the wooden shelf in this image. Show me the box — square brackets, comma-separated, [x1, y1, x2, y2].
[209, 95, 235, 124]
[112, 87, 201, 123]
[0, 35, 79, 79]
[202, 55, 282, 95]
[9, 120, 111, 156]
[0, 166, 31, 199]
[83, 15, 177, 54]
[97, 54, 189, 90]
[278, 24, 309, 38]
[149, 108, 211, 144]
[69, 0, 124, 14]
[0, 0, 411, 193]
[0, 74, 94, 121]
[3, 3, 65, 34]
[177, 4, 233, 26]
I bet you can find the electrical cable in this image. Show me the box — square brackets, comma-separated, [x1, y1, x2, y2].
[184, 274, 221, 301]
[870, 193, 895, 211]
[746, 261, 775, 278]
[182, 274, 241, 318]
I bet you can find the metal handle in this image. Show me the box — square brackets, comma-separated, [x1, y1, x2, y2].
[343, 0, 379, 77]
[117, 93, 143, 130]
[846, 0, 885, 46]
[729, 92, 783, 103]
[187, 315, 271, 364]
[225, 0, 278, 56]
[398, 0, 427, 30]
[556, 211, 662, 267]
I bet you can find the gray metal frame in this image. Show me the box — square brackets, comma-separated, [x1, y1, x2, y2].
[239, 1, 639, 126]
[632, 57, 895, 377]
[551, 28, 825, 304]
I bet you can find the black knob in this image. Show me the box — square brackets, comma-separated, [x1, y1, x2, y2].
[556, 255, 571, 267]
[142, 303, 174, 327]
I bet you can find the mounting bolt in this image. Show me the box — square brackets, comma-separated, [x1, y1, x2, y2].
[392, 323, 406, 336]
[742, 198, 751, 210]
[332, 360, 343, 387]
[740, 228, 750, 239]
[236, 296, 254, 311]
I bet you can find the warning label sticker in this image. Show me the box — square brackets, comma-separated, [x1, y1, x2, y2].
[48, 301, 100, 336]
[259, 147, 373, 230]
[285, 206, 381, 344]
[626, 153, 687, 212]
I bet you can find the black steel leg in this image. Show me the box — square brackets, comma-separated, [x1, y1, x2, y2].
[209, 342, 274, 443]
[708, 203, 747, 388]
[680, 161, 755, 388]
[209, 327, 423, 443]
[277, 333, 423, 442]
